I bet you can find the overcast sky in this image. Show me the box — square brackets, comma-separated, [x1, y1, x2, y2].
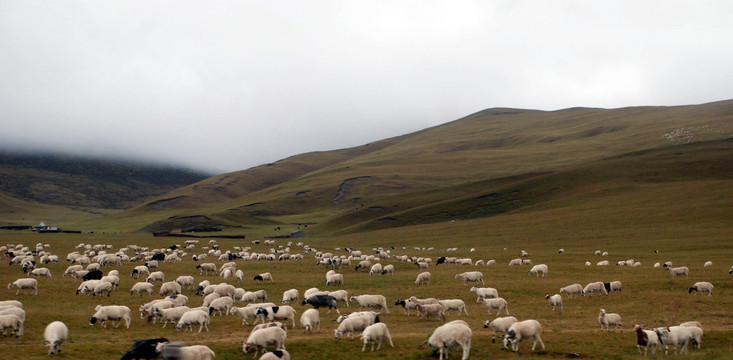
[1, 1, 732, 174]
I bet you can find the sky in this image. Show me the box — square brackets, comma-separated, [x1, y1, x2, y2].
[1, 1, 732, 174]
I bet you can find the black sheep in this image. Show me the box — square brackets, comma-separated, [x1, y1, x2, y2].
[83, 269, 104, 281]
[120, 338, 169, 360]
[301, 295, 339, 313]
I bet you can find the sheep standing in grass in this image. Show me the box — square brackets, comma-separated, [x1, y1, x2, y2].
[243, 326, 287, 358]
[360, 322, 394, 352]
[253, 272, 273, 284]
[581, 281, 608, 297]
[655, 326, 691, 355]
[256, 305, 297, 328]
[470, 286, 498, 301]
[89, 305, 131, 329]
[259, 349, 290, 360]
[229, 306, 260, 326]
[546, 294, 563, 312]
[28, 267, 52, 279]
[156, 342, 216, 360]
[7, 278, 37, 295]
[175, 275, 195, 290]
[686, 325, 703, 349]
[176, 309, 210, 333]
[334, 315, 372, 339]
[0, 314, 22, 337]
[633, 324, 659, 356]
[0, 307, 25, 335]
[688, 281, 714, 296]
[426, 320, 472, 360]
[281, 289, 299, 304]
[155, 306, 191, 328]
[483, 316, 518, 343]
[598, 309, 622, 332]
[559, 283, 583, 298]
[208, 296, 234, 316]
[350, 294, 389, 313]
[43, 321, 68, 355]
[528, 264, 548, 277]
[503, 319, 545, 352]
[415, 272, 431, 285]
[481, 298, 509, 315]
[667, 266, 689, 277]
[130, 282, 154, 296]
[438, 299, 468, 316]
[415, 304, 446, 321]
[455, 271, 484, 286]
[300, 308, 320, 333]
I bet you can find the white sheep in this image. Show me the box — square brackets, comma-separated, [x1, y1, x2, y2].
[667, 266, 689, 277]
[349, 294, 389, 313]
[683, 325, 703, 349]
[703, 261, 712, 268]
[100, 275, 120, 290]
[334, 315, 371, 339]
[607, 280, 622, 292]
[197, 263, 217, 275]
[415, 303, 446, 321]
[598, 309, 622, 332]
[0, 307, 25, 335]
[258, 349, 290, 360]
[241, 290, 268, 303]
[156, 343, 216, 360]
[369, 263, 383, 276]
[438, 299, 469, 316]
[243, 326, 287, 358]
[470, 286, 498, 301]
[483, 316, 518, 343]
[326, 273, 344, 286]
[203, 293, 221, 308]
[503, 319, 545, 352]
[7, 278, 38, 295]
[415, 271, 431, 285]
[597, 260, 610, 266]
[0, 314, 22, 337]
[208, 296, 234, 316]
[454, 271, 484, 286]
[546, 294, 563, 312]
[155, 306, 191, 328]
[175, 275, 195, 290]
[559, 283, 583, 298]
[633, 324, 659, 356]
[481, 297, 509, 315]
[92, 281, 114, 297]
[328, 290, 350, 307]
[176, 309, 210, 333]
[508, 258, 522, 266]
[229, 306, 260, 325]
[146, 271, 165, 284]
[254, 272, 273, 284]
[655, 326, 691, 355]
[28, 267, 52, 279]
[43, 321, 68, 355]
[361, 322, 394, 352]
[581, 281, 609, 297]
[0, 300, 22, 308]
[130, 281, 154, 296]
[159, 281, 182, 297]
[300, 308, 320, 333]
[381, 264, 394, 275]
[688, 281, 714, 296]
[281, 288, 299, 304]
[256, 305, 297, 328]
[90, 305, 131, 328]
[426, 320, 472, 360]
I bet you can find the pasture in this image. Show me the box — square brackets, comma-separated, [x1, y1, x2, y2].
[1, 228, 732, 360]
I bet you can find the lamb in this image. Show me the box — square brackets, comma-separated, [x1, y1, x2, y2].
[546, 294, 563, 312]
[667, 266, 689, 277]
[155, 306, 191, 328]
[326, 273, 344, 286]
[0, 314, 22, 337]
[470, 286, 498, 301]
[559, 283, 583, 298]
[415, 271, 431, 285]
[483, 316, 518, 343]
[253, 272, 273, 284]
[360, 322, 394, 352]
[300, 308, 320, 333]
[334, 314, 371, 339]
[256, 305, 297, 328]
[156, 342, 216, 360]
[7, 278, 38, 295]
[242, 326, 287, 358]
[581, 281, 609, 297]
[688, 281, 714, 296]
[503, 319, 545, 352]
[481, 297, 509, 315]
[598, 309, 622, 332]
[455, 271, 484, 286]
[438, 299, 468, 316]
[208, 296, 234, 316]
[43, 321, 68, 355]
[369, 263, 383, 276]
[655, 326, 691, 355]
[89, 305, 132, 328]
[259, 349, 290, 360]
[350, 294, 389, 313]
[528, 264, 548, 277]
[415, 303, 446, 321]
[159, 281, 182, 297]
[281, 289, 299, 304]
[175, 309, 210, 332]
[28, 267, 52, 279]
[130, 281, 155, 296]
[633, 324, 659, 356]
[426, 320, 472, 360]
[175, 275, 195, 290]
[381, 264, 394, 275]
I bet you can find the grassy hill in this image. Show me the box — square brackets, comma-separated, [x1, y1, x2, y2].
[99, 100, 733, 235]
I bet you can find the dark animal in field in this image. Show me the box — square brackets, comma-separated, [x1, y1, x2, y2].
[120, 337, 169, 360]
[436, 257, 447, 265]
[83, 269, 104, 281]
[151, 253, 165, 261]
[302, 295, 340, 313]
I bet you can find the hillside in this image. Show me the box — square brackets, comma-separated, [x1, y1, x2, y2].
[103, 100, 733, 235]
[0, 152, 209, 222]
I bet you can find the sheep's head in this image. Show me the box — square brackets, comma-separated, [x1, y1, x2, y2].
[334, 329, 343, 339]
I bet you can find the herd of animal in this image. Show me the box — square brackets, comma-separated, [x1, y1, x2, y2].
[1, 240, 727, 359]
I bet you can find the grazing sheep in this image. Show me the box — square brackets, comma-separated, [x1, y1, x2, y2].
[90, 305, 132, 329]
[604, 280, 622, 293]
[682, 325, 704, 349]
[679, 321, 702, 330]
[256, 305, 296, 328]
[394, 299, 419, 316]
[130, 282, 155, 296]
[688, 281, 714, 296]
[528, 264, 548, 277]
[438, 299, 469, 316]
[156, 342, 216, 360]
[253, 272, 273, 284]
[426, 320, 472, 360]
[360, 322, 394, 352]
[381, 264, 394, 276]
[208, 296, 234, 316]
[100, 275, 120, 290]
[301, 295, 340, 314]
[41, 321, 67, 355]
[281, 289, 299, 304]
[546, 294, 563, 312]
[259, 349, 290, 360]
[235, 269, 245, 281]
[703, 261, 712, 268]
[155, 306, 191, 328]
[581, 281, 609, 297]
[350, 294, 389, 313]
[667, 266, 689, 277]
[455, 271, 484, 286]
[597, 260, 610, 266]
[0, 307, 25, 335]
[92, 281, 114, 297]
[598, 309, 622, 332]
[229, 306, 260, 326]
[196, 263, 217, 275]
[508, 258, 522, 266]
[7, 278, 38, 295]
[656, 326, 691, 355]
[481, 297, 509, 315]
[28, 267, 52, 279]
[175, 275, 195, 290]
[243, 326, 287, 358]
[326, 273, 344, 286]
[369, 263, 383, 276]
[241, 290, 269, 303]
[130, 265, 149, 278]
[415, 271, 431, 285]
[146, 271, 165, 284]
[470, 286, 498, 301]
[634, 324, 659, 357]
[483, 316, 518, 343]
[355, 260, 371, 272]
[159, 281, 182, 297]
[328, 290, 350, 307]
[559, 283, 583, 298]
[415, 303, 446, 321]
[0, 314, 22, 337]
[334, 315, 371, 339]
[300, 308, 320, 333]
[176, 309, 210, 333]
[503, 319, 545, 352]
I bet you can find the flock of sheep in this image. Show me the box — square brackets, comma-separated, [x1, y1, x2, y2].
[1, 240, 727, 359]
